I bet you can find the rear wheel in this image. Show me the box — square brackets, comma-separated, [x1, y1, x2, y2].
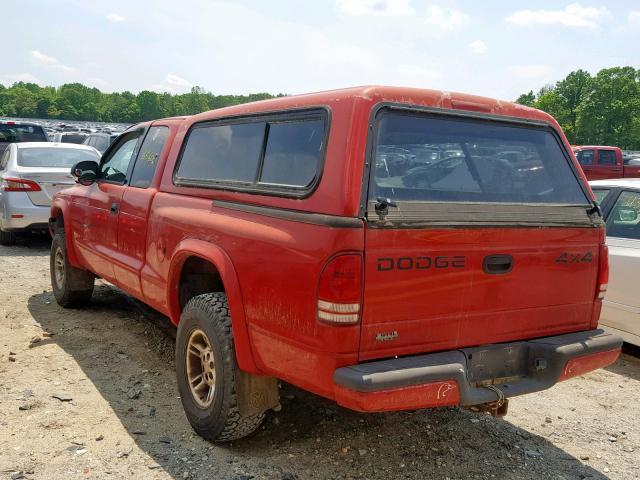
[176, 292, 265, 442]
[0, 230, 16, 246]
[50, 231, 94, 307]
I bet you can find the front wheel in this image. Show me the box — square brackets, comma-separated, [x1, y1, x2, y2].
[50, 231, 94, 307]
[176, 292, 265, 442]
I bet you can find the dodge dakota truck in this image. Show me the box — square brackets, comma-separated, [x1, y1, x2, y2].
[49, 86, 622, 442]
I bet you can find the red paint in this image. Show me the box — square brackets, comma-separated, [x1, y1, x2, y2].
[49, 86, 612, 409]
[574, 146, 640, 180]
[334, 381, 459, 412]
[559, 348, 621, 381]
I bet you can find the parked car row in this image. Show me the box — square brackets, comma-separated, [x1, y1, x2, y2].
[0, 87, 634, 445]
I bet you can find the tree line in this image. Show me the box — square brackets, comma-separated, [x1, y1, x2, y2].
[516, 66, 640, 150]
[0, 82, 282, 124]
[2, 67, 639, 149]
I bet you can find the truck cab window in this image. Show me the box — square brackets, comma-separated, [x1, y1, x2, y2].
[129, 126, 169, 188]
[598, 150, 617, 165]
[576, 150, 594, 166]
[99, 133, 140, 184]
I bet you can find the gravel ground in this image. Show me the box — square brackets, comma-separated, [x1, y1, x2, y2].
[1, 235, 639, 480]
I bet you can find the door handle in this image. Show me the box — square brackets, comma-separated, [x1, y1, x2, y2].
[483, 254, 514, 274]
[110, 203, 119, 214]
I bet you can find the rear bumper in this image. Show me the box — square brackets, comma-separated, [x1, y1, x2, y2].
[333, 329, 622, 412]
[1, 192, 50, 231]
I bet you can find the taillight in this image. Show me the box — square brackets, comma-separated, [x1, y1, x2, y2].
[2, 177, 41, 192]
[597, 244, 609, 300]
[317, 254, 363, 325]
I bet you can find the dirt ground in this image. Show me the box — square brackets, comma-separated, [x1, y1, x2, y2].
[1, 236, 639, 480]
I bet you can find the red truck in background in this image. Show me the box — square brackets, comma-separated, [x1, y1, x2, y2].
[574, 146, 640, 181]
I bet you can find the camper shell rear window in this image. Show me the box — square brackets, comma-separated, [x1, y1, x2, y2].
[370, 109, 590, 206]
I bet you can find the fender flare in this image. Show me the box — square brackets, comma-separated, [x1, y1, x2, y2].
[50, 199, 82, 268]
[167, 238, 260, 374]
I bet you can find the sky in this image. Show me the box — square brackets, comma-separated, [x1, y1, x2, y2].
[3, 0, 640, 101]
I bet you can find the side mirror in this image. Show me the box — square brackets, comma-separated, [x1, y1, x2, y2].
[618, 207, 638, 222]
[71, 160, 99, 186]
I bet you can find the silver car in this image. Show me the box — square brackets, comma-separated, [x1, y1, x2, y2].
[0, 142, 100, 245]
[590, 178, 640, 346]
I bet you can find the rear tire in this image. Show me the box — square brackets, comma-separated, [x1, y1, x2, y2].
[50, 231, 94, 307]
[0, 230, 16, 246]
[176, 292, 265, 442]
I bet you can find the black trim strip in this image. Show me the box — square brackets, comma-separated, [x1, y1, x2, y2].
[212, 200, 363, 229]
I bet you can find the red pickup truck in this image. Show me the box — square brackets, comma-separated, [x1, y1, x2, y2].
[574, 146, 640, 180]
[49, 86, 621, 442]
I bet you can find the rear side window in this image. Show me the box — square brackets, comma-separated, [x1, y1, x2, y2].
[175, 110, 327, 195]
[129, 126, 169, 188]
[177, 123, 265, 183]
[260, 120, 325, 187]
[371, 111, 589, 205]
[576, 150, 594, 166]
[598, 150, 617, 165]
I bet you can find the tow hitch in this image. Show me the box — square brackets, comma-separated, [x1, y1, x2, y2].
[466, 385, 509, 417]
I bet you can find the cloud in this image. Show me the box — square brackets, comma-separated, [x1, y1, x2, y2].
[149, 74, 194, 94]
[86, 77, 111, 90]
[469, 40, 488, 54]
[424, 6, 469, 30]
[106, 13, 126, 22]
[509, 65, 553, 79]
[336, 0, 413, 16]
[506, 3, 608, 28]
[0, 73, 39, 85]
[30, 50, 75, 72]
[630, 11, 640, 25]
[165, 74, 193, 89]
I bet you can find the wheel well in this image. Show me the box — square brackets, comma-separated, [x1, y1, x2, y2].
[179, 256, 224, 311]
[52, 210, 64, 233]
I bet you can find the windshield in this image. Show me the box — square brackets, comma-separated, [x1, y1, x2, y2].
[17, 147, 99, 168]
[371, 111, 590, 205]
[0, 124, 47, 143]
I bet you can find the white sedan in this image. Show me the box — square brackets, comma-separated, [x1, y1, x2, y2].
[0, 142, 100, 245]
[590, 179, 640, 346]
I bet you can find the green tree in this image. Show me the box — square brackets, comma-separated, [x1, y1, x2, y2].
[515, 90, 535, 107]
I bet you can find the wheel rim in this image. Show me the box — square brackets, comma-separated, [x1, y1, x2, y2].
[54, 247, 65, 290]
[186, 329, 216, 408]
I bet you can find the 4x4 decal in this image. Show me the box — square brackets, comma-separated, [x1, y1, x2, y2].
[555, 252, 594, 264]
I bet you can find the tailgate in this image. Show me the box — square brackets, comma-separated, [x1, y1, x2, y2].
[360, 106, 603, 361]
[361, 226, 600, 360]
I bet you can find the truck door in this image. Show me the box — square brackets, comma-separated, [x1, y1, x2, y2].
[115, 126, 170, 298]
[593, 149, 621, 179]
[73, 130, 144, 281]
